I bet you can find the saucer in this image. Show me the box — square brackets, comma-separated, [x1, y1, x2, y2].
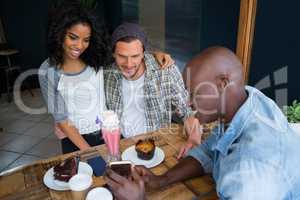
[121, 145, 165, 168]
[43, 161, 93, 191]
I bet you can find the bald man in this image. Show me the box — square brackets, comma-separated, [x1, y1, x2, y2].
[105, 47, 300, 200]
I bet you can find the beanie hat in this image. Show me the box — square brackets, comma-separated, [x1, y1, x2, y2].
[111, 22, 148, 50]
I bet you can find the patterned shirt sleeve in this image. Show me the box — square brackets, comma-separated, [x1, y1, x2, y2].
[38, 61, 68, 123]
[167, 64, 193, 121]
[103, 66, 121, 112]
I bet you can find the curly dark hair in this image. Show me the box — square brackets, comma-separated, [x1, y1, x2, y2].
[47, 2, 112, 71]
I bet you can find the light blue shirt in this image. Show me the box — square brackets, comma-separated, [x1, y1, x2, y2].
[188, 86, 300, 200]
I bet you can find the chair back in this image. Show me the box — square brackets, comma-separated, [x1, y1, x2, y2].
[0, 18, 7, 44]
[0, 18, 10, 50]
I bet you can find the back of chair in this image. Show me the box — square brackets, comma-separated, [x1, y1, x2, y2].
[0, 18, 10, 51]
[0, 18, 7, 44]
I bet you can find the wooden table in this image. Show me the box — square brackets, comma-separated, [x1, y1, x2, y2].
[0, 124, 218, 200]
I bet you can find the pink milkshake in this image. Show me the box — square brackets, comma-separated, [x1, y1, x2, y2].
[102, 111, 121, 161]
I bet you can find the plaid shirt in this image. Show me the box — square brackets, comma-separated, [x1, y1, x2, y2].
[104, 52, 193, 132]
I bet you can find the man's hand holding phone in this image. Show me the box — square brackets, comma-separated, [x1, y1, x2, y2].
[105, 162, 146, 200]
[108, 161, 133, 178]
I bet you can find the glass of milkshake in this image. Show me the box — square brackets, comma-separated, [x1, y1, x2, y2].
[102, 111, 121, 162]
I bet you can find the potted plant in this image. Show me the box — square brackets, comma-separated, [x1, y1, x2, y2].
[283, 100, 300, 134]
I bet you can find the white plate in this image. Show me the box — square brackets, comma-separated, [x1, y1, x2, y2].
[121, 145, 165, 168]
[43, 161, 93, 191]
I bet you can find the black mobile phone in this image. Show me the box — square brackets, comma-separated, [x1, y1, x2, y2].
[109, 161, 133, 177]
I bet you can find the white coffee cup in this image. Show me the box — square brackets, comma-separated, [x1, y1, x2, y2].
[69, 174, 93, 200]
[85, 187, 113, 200]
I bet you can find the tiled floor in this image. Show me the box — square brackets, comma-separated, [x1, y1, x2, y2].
[0, 89, 61, 173]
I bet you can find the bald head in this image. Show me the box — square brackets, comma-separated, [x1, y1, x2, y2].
[183, 46, 247, 124]
[184, 46, 244, 87]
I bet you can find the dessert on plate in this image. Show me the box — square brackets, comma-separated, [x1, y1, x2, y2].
[135, 139, 156, 160]
[53, 157, 78, 182]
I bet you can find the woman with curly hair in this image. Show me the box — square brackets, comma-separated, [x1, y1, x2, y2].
[39, 2, 173, 153]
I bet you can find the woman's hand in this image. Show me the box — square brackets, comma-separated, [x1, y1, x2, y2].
[153, 51, 175, 68]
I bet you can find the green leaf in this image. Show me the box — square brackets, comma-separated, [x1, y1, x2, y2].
[293, 100, 298, 106]
[285, 100, 300, 123]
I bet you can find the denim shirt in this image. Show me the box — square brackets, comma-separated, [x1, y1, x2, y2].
[188, 86, 300, 200]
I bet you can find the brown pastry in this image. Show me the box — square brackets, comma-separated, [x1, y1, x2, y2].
[53, 157, 78, 182]
[135, 139, 156, 160]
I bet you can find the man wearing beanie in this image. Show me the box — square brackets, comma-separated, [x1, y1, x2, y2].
[105, 22, 200, 139]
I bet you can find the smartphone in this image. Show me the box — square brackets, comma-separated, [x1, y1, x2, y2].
[109, 161, 133, 177]
[87, 156, 106, 177]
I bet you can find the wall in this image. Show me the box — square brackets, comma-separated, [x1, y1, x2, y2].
[200, 0, 240, 52]
[122, 0, 240, 70]
[0, 0, 121, 92]
[249, 1, 299, 106]
[0, 0, 49, 69]
[0, 0, 239, 71]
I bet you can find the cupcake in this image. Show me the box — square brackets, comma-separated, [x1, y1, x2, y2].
[135, 139, 156, 160]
